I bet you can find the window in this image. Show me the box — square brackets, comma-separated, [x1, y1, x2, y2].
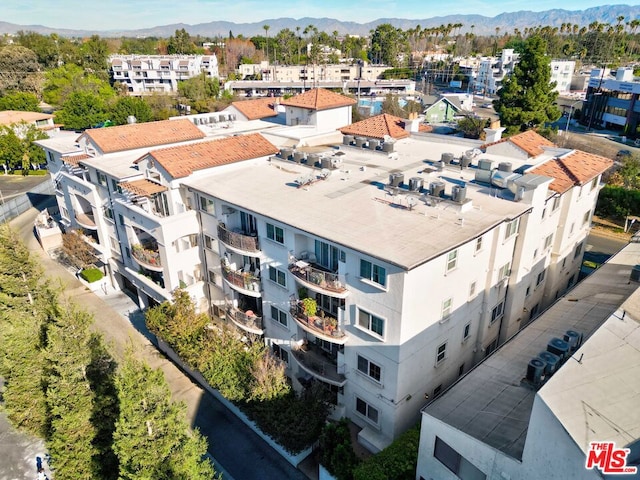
[504, 218, 519, 240]
[434, 437, 487, 480]
[118, 214, 125, 226]
[544, 233, 553, 250]
[47, 151, 54, 163]
[204, 234, 214, 250]
[498, 262, 510, 280]
[590, 176, 599, 191]
[207, 270, 216, 283]
[525, 285, 531, 297]
[533, 248, 538, 260]
[125, 247, 130, 258]
[315, 240, 342, 271]
[569, 222, 575, 235]
[441, 298, 453, 321]
[446, 249, 458, 273]
[266, 223, 284, 244]
[458, 364, 465, 377]
[358, 309, 385, 338]
[574, 242, 583, 259]
[433, 384, 443, 397]
[463, 322, 471, 341]
[475, 236, 483, 253]
[582, 210, 591, 226]
[355, 397, 379, 424]
[111, 179, 122, 194]
[552, 196, 561, 211]
[491, 301, 504, 324]
[360, 259, 387, 287]
[270, 305, 287, 327]
[199, 196, 215, 214]
[541, 207, 546, 219]
[536, 269, 546, 286]
[272, 344, 289, 364]
[97, 172, 107, 186]
[357, 355, 382, 382]
[268, 266, 286, 287]
[436, 342, 447, 364]
[469, 281, 476, 298]
[104, 207, 114, 220]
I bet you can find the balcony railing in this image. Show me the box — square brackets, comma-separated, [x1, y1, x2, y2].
[221, 262, 261, 296]
[291, 341, 346, 387]
[75, 211, 97, 229]
[132, 244, 162, 271]
[217, 223, 260, 254]
[290, 301, 347, 344]
[225, 303, 264, 335]
[289, 259, 349, 298]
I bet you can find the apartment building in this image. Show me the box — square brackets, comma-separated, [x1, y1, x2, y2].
[109, 54, 219, 95]
[37, 88, 611, 453]
[237, 61, 389, 83]
[415, 241, 640, 480]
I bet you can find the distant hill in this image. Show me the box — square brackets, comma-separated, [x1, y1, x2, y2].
[1, 5, 639, 38]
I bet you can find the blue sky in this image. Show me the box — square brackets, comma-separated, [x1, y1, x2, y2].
[3, 0, 638, 30]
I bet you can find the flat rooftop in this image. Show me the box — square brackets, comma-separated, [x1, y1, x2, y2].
[185, 134, 558, 270]
[422, 241, 640, 460]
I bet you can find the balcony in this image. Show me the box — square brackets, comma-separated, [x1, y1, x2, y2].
[132, 243, 163, 272]
[75, 211, 97, 229]
[291, 341, 346, 387]
[289, 260, 349, 299]
[226, 303, 264, 335]
[290, 300, 348, 345]
[217, 223, 260, 256]
[221, 262, 261, 297]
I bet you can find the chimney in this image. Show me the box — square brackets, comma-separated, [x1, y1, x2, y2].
[404, 112, 420, 133]
[484, 120, 505, 143]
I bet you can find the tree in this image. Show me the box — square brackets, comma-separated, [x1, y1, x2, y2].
[177, 72, 221, 113]
[80, 35, 110, 80]
[0, 91, 41, 111]
[0, 127, 25, 170]
[110, 96, 153, 125]
[168, 28, 196, 54]
[55, 90, 109, 130]
[369, 24, 409, 67]
[113, 351, 215, 480]
[493, 36, 561, 135]
[457, 113, 490, 139]
[263, 24, 271, 61]
[43, 63, 115, 107]
[0, 45, 43, 95]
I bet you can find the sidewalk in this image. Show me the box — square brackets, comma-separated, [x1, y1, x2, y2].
[9, 202, 309, 480]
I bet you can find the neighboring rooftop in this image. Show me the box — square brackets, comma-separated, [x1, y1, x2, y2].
[280, 88, 356, 111]
[338, 113, 411, 140]
[484, 130, 555, 157]
[79, 119, 205, 154]
[142, 132, 279, 179]
[230, 98, 278, 120]
[0, 110, 53, 126]
[529, 150, 613, 193]
[119, 178, 168, 197]
[422, 241, 640, 460]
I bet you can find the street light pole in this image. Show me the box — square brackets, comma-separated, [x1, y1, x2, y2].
[564, 100, 583, 146]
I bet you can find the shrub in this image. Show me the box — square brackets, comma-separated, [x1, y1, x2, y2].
[595, 186, 640, 218]
[353, 425, 420, 480]
[79, 268, 103, 283]
[319, 418, 361, 479]
[8, 169, 48, 175]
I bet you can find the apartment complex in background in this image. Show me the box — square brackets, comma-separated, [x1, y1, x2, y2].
[36, 88, 611, 453]
[109, 54, 219, 95]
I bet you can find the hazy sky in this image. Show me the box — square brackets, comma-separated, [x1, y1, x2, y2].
[3, 0, 638, 30]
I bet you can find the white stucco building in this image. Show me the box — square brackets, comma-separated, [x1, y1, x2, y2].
[416, 241, 640, 480]
[36, 88, 612, 453]
[109, 54, 219, 95]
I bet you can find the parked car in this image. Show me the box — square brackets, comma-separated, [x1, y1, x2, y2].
[617, 149, 632, 159]
[481, 103, 493, 108]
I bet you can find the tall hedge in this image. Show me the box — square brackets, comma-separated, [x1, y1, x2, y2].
[353, 426, 420, 480]
[595, 186, 640, 218]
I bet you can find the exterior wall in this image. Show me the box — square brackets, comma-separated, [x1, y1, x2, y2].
[239, 63, 389, 82]
[550, 60, 576, 93]
[424, 100, 459, 123]
[285, 105, 351, 130]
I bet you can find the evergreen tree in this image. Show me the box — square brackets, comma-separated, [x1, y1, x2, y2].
[113, 352, 215, 480]
[493, 36, 561, 135]
[110, 96, 153, 125]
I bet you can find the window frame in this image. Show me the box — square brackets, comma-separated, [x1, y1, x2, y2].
[445, 249, 458, 273]
[270, 305, 288, 327]
[536, 269, 546, 286]
[504, 218, 519, 240]
[436, 341, 447, 365]
[357, 354, 382, 383]
[463, 322, 471, 341]
[268, 266, 286, 287]
[544, 233, 554, 250]
[491, 301, 504, 324]
[475, 236, 483, 253]
[441, 297, 453, 322]
[355, 397, 379, 425]
[359, 259, 387, 288]
[357, 308, 385, 339]
[266, 222, 285, 244]
[199, 195, 215, 214]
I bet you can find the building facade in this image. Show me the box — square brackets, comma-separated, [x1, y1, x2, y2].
[37, 89, 611, 453]
[109, 54, 219, 95]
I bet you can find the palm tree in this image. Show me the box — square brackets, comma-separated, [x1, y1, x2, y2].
[263, 24, 270, 62]
[296, 26, 301, 61]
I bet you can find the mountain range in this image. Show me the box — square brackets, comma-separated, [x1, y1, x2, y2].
[1, 5, 639, 38]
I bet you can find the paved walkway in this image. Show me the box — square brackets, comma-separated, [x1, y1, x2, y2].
[6, 200, 309, 480]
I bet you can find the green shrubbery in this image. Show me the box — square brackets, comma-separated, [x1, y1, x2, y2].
[79, 267, 103, 283]
[596, 186, 640, 218]
[353, 425, 420, 480]
[319, 418, 361, 480]
[7, 169, 48, 176]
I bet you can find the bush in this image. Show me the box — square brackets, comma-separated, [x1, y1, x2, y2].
[79, 268, 103, 283]
[319, 418, 361, 479]
[8, 169, 48, 176]
[353, 425, 420, 480]
[595, 185, 640, 218]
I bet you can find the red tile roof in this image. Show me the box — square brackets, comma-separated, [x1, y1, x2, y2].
[483, 130, 555, 157]
[119, 179, 168, 197]
[338, 113, 411, 140]
[61, 153, 91, 166]
[145, 133, 279, 178]
[529, 150, 613, 193]
[230, 98, 277, 120]
[280, 88, 356, 111]
[79, 119, 205, 154]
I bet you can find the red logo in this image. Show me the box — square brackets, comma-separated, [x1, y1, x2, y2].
[586, 442, 638, 475]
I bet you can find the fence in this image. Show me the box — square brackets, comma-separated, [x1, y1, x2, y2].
[0, 179, 55, 223]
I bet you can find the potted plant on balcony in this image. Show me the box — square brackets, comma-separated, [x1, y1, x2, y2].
[301, 297, 317, 318]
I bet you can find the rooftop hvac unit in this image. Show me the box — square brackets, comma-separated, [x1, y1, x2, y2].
[280, 148, 293, 160]
[460, 152, 473, 168]
[355, 137, 367, 148]
[491, 170, 521, 189]
[538, 351, 561, 375]
[409, 177, 424, 192]
[498, 162, 513, 173]
[631, 265, 640, 282]
[474, 169, 492, 184]
[308, 153, 320, 166]
[320, 157, 333, 169]
[389, 172, 404, 187]
[429, 181, 445, 198]
[547, 337, 570, 359]
[478, 159, 494, 171]
[526, 358, 545, 384]
[563, 330, 581, 351]
[441, 152, 455, 164]
[293, 151, 306, 163]
[436, 161, 445, 172]
[382, 142, 394, 152]
[368, 139, 380, 150]
[452, 184, 467, 203]
[343, 135, 354, 145]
